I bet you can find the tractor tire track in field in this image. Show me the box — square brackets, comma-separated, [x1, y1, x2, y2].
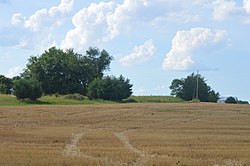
[63, 128, 96, 159]
[64, 128, 170, 165]
[115, 130, 159, 166]
[63, 128, 128, 165]
[64, 132, 83, 156]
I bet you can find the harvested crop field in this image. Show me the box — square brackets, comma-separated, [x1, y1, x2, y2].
[0, 103, 250, 165]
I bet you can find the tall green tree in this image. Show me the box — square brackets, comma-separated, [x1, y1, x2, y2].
[25, 47, 113, 95]
[79, 47, 113, 94]
[170, 73, 219, 102]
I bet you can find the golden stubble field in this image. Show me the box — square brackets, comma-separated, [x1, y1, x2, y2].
[0, 103, 250, 166]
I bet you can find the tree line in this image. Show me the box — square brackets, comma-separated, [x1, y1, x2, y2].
[169, 73, 248, 104]
[0, 47, 132, 101]
[1, 47, 247, 104]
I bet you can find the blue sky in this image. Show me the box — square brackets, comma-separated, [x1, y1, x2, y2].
[0, 0, 249, 101]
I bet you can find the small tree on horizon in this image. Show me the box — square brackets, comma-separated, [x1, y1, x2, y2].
[170, 73, 219, 102]
[225, 96, 237, 104]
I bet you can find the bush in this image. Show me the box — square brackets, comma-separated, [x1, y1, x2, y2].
[13, 79, 42, 100]
[63, 93, 84, 101]
[0, 75, 13, 94]
[0, 83, 7, 94]
[87, 75, 133, 101]
[225, 97, 237, 104]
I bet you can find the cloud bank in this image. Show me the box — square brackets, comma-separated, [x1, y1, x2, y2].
[119, 39, 156, 67]
[162, 28, 228, 72]
[12, 0, 73, 31]
[61, 1, 116, 51]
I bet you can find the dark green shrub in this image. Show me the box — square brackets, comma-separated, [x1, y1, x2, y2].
[0, 75, 13, 94]
[225, 97, 237, 104]
[0, 83, 7, 94]
[13, 79, 42, 100]
[87, 75, 132, 101]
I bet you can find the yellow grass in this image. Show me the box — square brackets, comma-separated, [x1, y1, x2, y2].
[0, 103, 250, 165]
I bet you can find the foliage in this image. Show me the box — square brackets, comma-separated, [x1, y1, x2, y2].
[63, 93, 85, 101]
[0, 94, 115, 106]
[170, 73, 220, 102]
[13, 79, 42, 100]
[0, 83, 7, 94]
[87, 75, 133, 101]
[0, 75, 12, 94]
[225, 96, 237, 104]
[24, 47, 113, 95]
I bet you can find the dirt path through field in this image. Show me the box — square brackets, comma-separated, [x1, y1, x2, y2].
[64, 130, 85, 157]
[114, 130, 159, 166]
[63, 128, 130, 165]
[63, 128, 98, 160]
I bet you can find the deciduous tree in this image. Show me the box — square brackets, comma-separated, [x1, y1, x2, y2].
[170, 73, 219, 102]
[25, 47, 113, 95]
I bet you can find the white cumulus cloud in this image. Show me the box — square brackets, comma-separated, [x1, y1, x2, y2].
[212, 0, 250, 24]
[11, 0, 73, 32]
[162, 27, 228, 72]
[11, 13, 25, 26]
[106, 0, 147, 40]
[61, 1, 116, 51]
[119, 39, 156, 67]
[212, 0, 242, 21]
[5, 66, 23, 78]
[9, 0, 73, 52]
[244, 0, 250, 14]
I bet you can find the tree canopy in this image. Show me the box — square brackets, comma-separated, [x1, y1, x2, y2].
[24, 47, 113, 95]
[170, 73, 219, 102]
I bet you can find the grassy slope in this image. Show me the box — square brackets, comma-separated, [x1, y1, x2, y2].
[0, 94, 24, 106]
[0, 94, 115, 106]
[0, 94, 182, 106]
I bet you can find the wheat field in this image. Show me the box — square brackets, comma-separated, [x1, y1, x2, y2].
[0, 103, 250, 165]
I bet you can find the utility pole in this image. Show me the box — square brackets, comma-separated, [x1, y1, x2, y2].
[196, 71, 199, 99]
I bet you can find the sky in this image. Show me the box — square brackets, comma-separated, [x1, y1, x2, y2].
[0, 0, 250, 101]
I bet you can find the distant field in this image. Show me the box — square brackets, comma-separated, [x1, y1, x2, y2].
[1, 103, 250, 165]
[127, 96, 183, 103]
